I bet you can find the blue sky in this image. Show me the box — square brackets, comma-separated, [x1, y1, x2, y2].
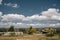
[0, 0, 60, 28]
[0, 0, 60, 16]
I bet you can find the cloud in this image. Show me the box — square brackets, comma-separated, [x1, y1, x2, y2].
[1, 14, 48, 22]
[0, 12, 2, 16]
[0, 0, 2, 4]
[22, 15, 48, 21]
[12, 4, 19, 8]
[41, 8, 60, 21]
[2, 8, 60, 22]
[0, 12, 2, 21]
[1, 14, 25, 22]
[42, 8, 59, 16]
[0, 22, 60, 28]
[22, 8, 60, 21]
[0, 8, 60, 28]
[4, 3, 19, 8]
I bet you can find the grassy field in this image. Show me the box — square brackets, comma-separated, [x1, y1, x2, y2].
[0, 33, 60, 40]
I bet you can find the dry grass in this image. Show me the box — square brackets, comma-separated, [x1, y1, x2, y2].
[0, 34, 60, 40]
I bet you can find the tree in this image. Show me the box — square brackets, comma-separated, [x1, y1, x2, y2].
[46, 28, 54, 37]
[0, 28, 7, 32]
[8, 25, 15, 32]
[19, 28, 27, 33]
[56, 27, 60, 34]
[28, 26, 36, 34]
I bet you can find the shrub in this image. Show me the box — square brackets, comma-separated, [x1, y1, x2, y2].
[8, 26, 15, 32]
[46, 28, 54, 37]
[28, 26, 36, 34]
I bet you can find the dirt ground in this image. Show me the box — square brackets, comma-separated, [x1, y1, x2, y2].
[0, 34, 59, 40]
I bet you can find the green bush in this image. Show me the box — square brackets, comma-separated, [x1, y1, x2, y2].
[28, 26, 36, 34]
[8, 26, 15, 32]
[46, 28, 54, 37]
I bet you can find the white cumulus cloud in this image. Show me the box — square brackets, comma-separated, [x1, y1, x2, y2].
[4, 3, 19, 8]
[0, 0, 2, 4]
[0, 8, 60, 28]
[1, 14, 25, 22]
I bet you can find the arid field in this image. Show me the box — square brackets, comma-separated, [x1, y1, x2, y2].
[0, 33, 60, 40]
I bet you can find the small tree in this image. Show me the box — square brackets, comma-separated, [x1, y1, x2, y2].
[46, 28, 54, 37]
[8, 26, 15, 36]
[19, 29, 27, 33]
[28, 26, 36, 34]
[0, 28, 7, 32]
[8, 25, 15, 32]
